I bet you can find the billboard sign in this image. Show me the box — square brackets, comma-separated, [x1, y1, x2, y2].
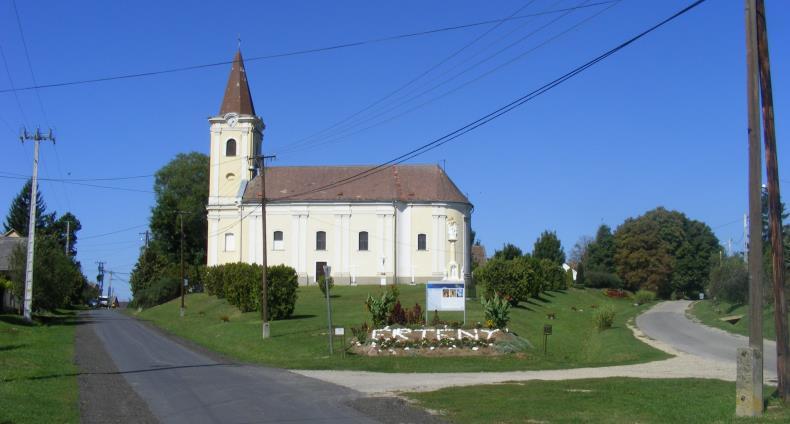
[426, 282, 465, 312]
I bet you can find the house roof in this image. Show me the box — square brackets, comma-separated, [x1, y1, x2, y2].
[0, 236, 26, 272]
[243, 164, 470, 204]
[219, 50, 256, 116]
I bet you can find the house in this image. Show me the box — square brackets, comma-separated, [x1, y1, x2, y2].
[206, 51, 473, 285]
[0, 230, 25, 312]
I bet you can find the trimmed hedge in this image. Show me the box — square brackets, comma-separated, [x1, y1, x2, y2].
[204, 263, 298, 319]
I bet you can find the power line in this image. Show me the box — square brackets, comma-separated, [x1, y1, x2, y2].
[0, 174, 155, 193]
[80, 224, 148, 240]
[0, 1, 617, 94]
[276, 0, 619, 155]
[273, 0, 708, 201]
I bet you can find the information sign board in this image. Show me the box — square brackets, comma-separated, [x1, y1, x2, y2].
[426, 282, 465, 312]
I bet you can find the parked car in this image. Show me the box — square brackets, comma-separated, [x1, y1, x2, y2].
[99, 296, 109, 308]
[88, 298, 99, 308]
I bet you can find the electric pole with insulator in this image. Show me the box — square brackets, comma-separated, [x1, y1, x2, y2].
[252, 154, 275, 339]
[19, 128, 55, 322]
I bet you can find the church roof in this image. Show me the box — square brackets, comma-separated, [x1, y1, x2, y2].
[219, 50, 256, 116]
[243, 165, 470, 205]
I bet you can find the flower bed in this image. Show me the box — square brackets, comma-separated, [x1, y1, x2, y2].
[349, 326, 519, 357]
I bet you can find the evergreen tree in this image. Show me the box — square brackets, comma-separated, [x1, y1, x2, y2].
[585, 225, 616, 273]
[3, 179, 54, 236]
[493, 243, 523, 260]
[532, 230, 565, 265]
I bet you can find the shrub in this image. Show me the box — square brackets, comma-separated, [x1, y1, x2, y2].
[481, 294, 511, 328]
[405, 303, 424, 326]
[707, 256, 748, 304]
[131, 276, 180, 309]
[565, 269, 574, 290]
[585, 271, 623, 289]
[204, 263, 298, 319]
[537, 259, 566, 291]
[365, 290, 396, 327]
[351, 322, 370, 344]
[318, 275, 334, 297]
[594, 306, 616, 331]
[634, 290, 656, 305]
[388, 300, 407, 325]
[474, 257, 536, 306]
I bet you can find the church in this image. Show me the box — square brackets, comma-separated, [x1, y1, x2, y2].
[206, 51, 473, 286]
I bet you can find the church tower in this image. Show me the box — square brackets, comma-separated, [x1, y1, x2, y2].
[208, 50, 264, 207]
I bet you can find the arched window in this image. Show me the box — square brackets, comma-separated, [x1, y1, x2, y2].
[224, 233, 235, 251]
[417, 233, 427, 251]
[358, 231, 368, 251]
[273, 231, 284, 250]
[316, 231, 326, 251]
[226, 139, 237, 157]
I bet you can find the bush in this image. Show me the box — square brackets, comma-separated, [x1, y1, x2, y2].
[388, 300, 407, 325]
[537, 259, 566, 291]
[474, 257, 536, 305]
[131, 276, 180, 309]
[593, 306, 616, 331]
[405, 303, 424, 326]
[318, 276, 334, 297]
[634, 290, 656, 305]
[365, 289, 396, 327]
[351, 322, 370, 344]
[708, 256, 748, 304]
[585, 271, 623, 289]
[481, 294, 511, 328]
[204, 263, 298, 319]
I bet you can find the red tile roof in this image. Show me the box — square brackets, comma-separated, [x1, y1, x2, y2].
[219, 50, 256, 116]
[243, 165, 470, 204]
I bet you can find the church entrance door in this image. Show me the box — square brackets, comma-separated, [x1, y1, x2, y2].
[316, 262, 327, 283]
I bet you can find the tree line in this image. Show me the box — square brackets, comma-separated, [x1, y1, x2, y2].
[1, 180, 96, 312]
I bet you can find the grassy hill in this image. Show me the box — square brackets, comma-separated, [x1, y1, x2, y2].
[132, 285, 669, 372]
[691, 300, 787, 341]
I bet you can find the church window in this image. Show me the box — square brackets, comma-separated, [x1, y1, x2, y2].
[273, 231, 284, 250]
[417, 234, 427, 251]
[316, 231, 326, 251]
[358, 231, 368, 251]
[226, 139, 237, 157]
[224, 233, 235, 251]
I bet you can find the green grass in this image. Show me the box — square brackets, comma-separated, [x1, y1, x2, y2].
[0, 310, 80, 424]
[406, 378, 790, 423]
[690, 300, 784, 340]
[132, 286, 669, 372]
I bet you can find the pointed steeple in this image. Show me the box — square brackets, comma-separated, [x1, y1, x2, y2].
[219, 50, 256, 116]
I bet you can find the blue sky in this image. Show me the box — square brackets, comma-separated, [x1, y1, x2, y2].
[1, 0, 788, 300]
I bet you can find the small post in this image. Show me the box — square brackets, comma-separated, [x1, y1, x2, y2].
[179, 212, 185, 317]
[324, 265, 333, 355]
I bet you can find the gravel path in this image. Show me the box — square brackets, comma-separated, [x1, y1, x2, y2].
[75, 311, 159, 424]
[295, 302, 744, 395]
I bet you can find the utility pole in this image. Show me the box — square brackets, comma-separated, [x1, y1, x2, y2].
[107, 271, 113, 308]
[178, 212, 186, 317]
[253, 154, 276, 339]
[737, 0, 764, 417]
[96, 261, 105, 295]
[756, 0, 789, 401]
[65, 220, 70, 256]
[139, 230, 150, 248]
[20, 128, 55, 322]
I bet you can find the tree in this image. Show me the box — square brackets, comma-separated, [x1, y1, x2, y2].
[532, 230, 565, 265]
[46, 212, 82, 256]
[9, 237, 83, 311]
[585, 225, 616, 274]
[493, 243, 523, 260]
[129, 245, 171, 298]
[3, 179, 54, 236]
[614, 207, 719, 298]
[761, 187, 788, 245]
[708, 255, 748, 304]
[149, 152, 209, 266]
[568, 235, 593, 268]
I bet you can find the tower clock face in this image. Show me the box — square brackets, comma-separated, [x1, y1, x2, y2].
[225, 113, 239, 127]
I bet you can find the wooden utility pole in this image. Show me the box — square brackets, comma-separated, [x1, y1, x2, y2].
[19, 128, 55, 322]
[737, 0, 764, 417]
[179, 212, 186, 317]
[756, 0, 789, 401]
[65, 220, 70, 256]
[256, 154, 276, 339]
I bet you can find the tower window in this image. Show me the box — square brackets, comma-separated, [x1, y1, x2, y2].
[358, 231, 368, 251]
[417, 234, 427, 251]
[224, 233, 235, 251]
[226, 139, 237, 157]
[273, 231, 284, 250]
[316, 231, 326, 251]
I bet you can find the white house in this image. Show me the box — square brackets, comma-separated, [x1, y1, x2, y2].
[206, 50, 473, 286]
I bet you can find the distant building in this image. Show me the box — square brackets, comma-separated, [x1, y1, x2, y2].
[206, 51, 473, 285]
[0, 230, 25, 312]
[471, 244, 487, 268]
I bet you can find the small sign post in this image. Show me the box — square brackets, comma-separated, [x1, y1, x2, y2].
[334, 327, 345, 358]
[543, 324, 552, 355]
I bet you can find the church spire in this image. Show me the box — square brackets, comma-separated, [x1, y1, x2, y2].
[219, 50, 256, 116]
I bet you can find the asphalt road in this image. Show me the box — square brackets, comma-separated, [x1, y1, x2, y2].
[84, 309, 383, 424]
[636, 300, 778, 382]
